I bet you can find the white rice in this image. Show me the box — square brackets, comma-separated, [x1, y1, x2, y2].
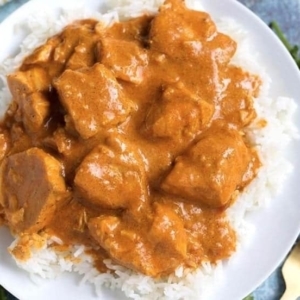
[0, 0, 298, 299]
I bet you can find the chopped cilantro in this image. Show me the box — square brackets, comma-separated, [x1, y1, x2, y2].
[269, 21, 300, 68]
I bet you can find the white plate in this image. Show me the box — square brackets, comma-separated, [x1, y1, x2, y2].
[1, 0, 300, 299]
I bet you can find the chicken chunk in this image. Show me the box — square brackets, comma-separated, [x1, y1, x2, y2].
[88, 215, 158, 276]
[7, 67, 51, 103]
[21, 92, 50, 134]
[88, 213, 185, 277]
[66, 41, 97, 70]
[54, 63, 135, 139]
[98, 38, 149, 84]
[53, 20, 98, 66]
[149, 0, 236, 64]
[0, 148, 67, 233]
[144, 84, 214, 142]
[74, 135, 148, 216]
[66, 22, 101, 70]
[161, 125, 253, 207]
[149, 0, 216, 58]
[23, 37, 61, 66]
[7, 68, 51, 134]
[22, 20, 100, 79]
[149, 202, 187, 258]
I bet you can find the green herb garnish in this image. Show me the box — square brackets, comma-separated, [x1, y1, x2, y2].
[269, 21, 300, 68]
[0, 286, 7, 300]
[243, 295, 254, 300]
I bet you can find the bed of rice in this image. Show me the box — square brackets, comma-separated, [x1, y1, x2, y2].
[0, 0, 298, 299]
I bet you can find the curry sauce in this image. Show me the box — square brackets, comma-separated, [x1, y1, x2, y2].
[0, 0, 261, 277]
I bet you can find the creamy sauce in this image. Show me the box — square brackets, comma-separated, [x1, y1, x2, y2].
[0, 0, 261, 277]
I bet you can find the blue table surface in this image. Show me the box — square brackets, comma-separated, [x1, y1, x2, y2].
[0, 1, 299, 299]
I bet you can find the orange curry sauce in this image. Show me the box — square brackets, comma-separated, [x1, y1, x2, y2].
[0, 0, 261, 277]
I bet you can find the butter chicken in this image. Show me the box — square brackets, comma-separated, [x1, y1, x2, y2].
[0, 0, 261, 277]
